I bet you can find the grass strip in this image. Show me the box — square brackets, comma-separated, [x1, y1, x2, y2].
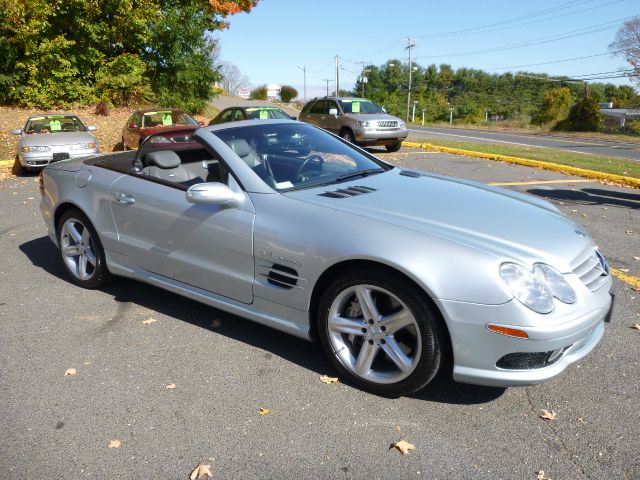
[403, 139, 640, 189]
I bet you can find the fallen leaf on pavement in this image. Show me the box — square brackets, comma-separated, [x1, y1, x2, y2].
[537, 470, 550, 480]
[539, 409, 557, 421]
[259, 408, 270, 416]
[82, 361, 92, 365]
[619, 268, 629, 273]
[319, 375, 339, 384]
[626, 230, 634, 234]
[190, 463, 213, 479]
[107, 439, 121, 448]
[64, 368, 77, 376]
[165, 383, 176, 389]
[141, 318, 157, 325]
[390, 440, 416, 455]
[632, 287, 640, 292]
[630, 324, 640, 330]
[633, 256, 640, 261]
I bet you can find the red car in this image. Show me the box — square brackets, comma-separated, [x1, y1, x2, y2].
[121, 108, 203, 150]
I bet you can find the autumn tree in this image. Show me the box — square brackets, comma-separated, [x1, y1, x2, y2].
[279, 85, 298, 103]
[610, 16, 640, 85]
[250, 85, 268, 100]
[533, 87, 572, 126]
[563, 91, 603, 132]
[1, 0, 258, 111]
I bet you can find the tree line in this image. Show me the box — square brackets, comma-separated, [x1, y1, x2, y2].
[0, 0, 257, 113]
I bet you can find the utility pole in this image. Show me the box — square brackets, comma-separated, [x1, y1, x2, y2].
[321, 78, 332, 97]
[359, 61, 371, 98]
[405, 36, 415, 123]
[297, 65, 307, 102]
[421, 108, 425, 127]
[335, 55, 340, 96]
[449, 107, 454, 125]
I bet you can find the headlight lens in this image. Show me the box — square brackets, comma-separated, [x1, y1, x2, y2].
[398, 120, 405, 128]
[20, 146, 50, 153]
[357, 121, 373, 128]
[499, 262, 576, 314]
[70, 142, 97, 150]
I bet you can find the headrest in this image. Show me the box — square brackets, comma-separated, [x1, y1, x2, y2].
[144, 150, 181, 169]
[226, 138, 251, 158]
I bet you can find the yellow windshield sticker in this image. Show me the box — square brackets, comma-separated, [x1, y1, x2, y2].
[351, 101, 361, 113]
[49, 119, 61, 131]
[162, 113, 173, 126]
[259, 110, 269, 119]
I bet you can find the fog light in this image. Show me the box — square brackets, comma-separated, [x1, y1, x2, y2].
[487, 324, 529, 339]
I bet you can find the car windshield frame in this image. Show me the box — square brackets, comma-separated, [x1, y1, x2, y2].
[141, 110, 198, 128]
[338, 99, 384, 114]
[210, 122, 392, 192]
[24, 115, 87, 134]
[244, 107, 290, 120]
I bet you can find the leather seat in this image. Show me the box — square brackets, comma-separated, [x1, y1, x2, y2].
[225, 138, 276, 188]
[141, 150, 197, 184]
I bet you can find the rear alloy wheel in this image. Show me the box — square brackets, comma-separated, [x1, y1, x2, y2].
[385, 142, 402, 152]
[57, 209, 112, 289]
[340, 129, 356, 144]
[318, 269, 447, 396]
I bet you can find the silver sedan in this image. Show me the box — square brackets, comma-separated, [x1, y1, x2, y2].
[38, 120, 614, 396]
[12, 114, 99, 173]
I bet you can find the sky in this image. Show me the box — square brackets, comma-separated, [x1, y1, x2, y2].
[216, 0, 639, 100]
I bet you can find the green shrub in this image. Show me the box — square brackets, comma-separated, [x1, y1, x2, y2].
[250, 85, 268, 101]
[279, 85, 298, 103]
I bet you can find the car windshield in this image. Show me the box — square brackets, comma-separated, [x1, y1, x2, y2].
[245, 107, 290, 120]
[142, 110, 197, 128]
[338, 99, 384, 114]
[25, 115, 86, 134]
[211, 123, 391, 192]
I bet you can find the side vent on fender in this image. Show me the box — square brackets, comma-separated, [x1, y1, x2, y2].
[399, 170, 422, 178]
[267, 264, 299, 289]
[318, 185, 377, 198]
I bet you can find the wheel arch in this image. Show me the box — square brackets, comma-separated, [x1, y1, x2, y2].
[308, 259, 451, 352]
[53, 201, 91, 235]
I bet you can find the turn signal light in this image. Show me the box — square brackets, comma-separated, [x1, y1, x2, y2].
[487, 324, 529, 339]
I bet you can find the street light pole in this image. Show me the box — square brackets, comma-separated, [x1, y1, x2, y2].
[297, 65, 307, 102]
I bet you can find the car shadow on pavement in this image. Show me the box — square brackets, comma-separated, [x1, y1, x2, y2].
[527, 187, 640, 209]
[21, 235, 506, 404]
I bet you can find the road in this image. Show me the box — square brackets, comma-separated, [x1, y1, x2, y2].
[1, 155, 639, 479]
[409, 125, 640, 162]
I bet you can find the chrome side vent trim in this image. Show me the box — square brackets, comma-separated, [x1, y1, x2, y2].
[318, 185, 377, 198]
[572, 249, 609, 292]
[266, 264, 299, 289]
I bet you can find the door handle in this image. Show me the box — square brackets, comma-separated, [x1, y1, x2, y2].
[114, 192, 135, 205]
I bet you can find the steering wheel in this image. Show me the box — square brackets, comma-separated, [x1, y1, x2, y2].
[295, 154, 324, 182]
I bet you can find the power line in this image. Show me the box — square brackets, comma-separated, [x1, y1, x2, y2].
[413, 17, 632, 59]
[484, 50, 626, 71]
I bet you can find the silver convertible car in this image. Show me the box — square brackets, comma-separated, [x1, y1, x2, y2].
[39, 120, 614, 396]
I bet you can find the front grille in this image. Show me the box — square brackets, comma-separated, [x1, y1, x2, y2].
[572, 249, 609, 291]
[377, 121, 398, 128]
[318, 186, 377, 198]
[496, 347, 569, 370]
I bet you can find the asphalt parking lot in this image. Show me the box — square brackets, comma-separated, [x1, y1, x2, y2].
[1, 150, 639, 480]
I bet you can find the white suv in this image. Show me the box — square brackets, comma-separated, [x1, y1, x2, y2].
[299, 97, 408, 152]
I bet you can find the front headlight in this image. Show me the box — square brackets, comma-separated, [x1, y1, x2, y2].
[499, 262, 576, 314]
[20, 146, 51, 153]
[356, 121, 373, 128]
[398, 120, 405, 128]
[70, 142, 97, 150]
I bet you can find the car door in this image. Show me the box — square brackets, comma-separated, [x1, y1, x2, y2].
[304, 100, 326, 127]
[321, 100, 342, 134]
[109, 145, 255, 304]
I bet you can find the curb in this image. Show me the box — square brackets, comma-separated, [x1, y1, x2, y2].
[0, 159, 14, 166]
[402, 141, 640, 189]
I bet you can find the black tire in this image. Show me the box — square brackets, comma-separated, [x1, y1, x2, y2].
[340, 128, 356, 144]
[317, 268, 448, 396]
[385, 142, 402, 152]
[12, 155, 25, 176]
[56, 208, 112, 289]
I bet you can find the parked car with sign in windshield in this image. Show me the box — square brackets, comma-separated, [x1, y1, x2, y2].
[11, 114, 99, 174]
[121, 108, 203, 150]
[209, 105, 295, 125]
[299, 96, 407, 152]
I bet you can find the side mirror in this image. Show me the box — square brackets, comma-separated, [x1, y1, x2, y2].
[128, 123, 138, 129]
[11, 128, 22, 135]
[186, 182, 240, 206]
[87, 125, 97, 131]
[328, 108, 338, 116]
[381, 107, 387, 113]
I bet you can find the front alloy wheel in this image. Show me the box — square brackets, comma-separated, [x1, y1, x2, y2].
[318, 269, 447, 396]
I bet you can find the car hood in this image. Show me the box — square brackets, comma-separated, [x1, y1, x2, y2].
[19, 132, 97, 146]
[284, 169, 593, 272]
[346, 113, 403, 123]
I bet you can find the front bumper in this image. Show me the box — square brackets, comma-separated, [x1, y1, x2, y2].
[354, 128, 408, 145]
[18, 147, 99, 169]
[438, 277, 614, 387]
